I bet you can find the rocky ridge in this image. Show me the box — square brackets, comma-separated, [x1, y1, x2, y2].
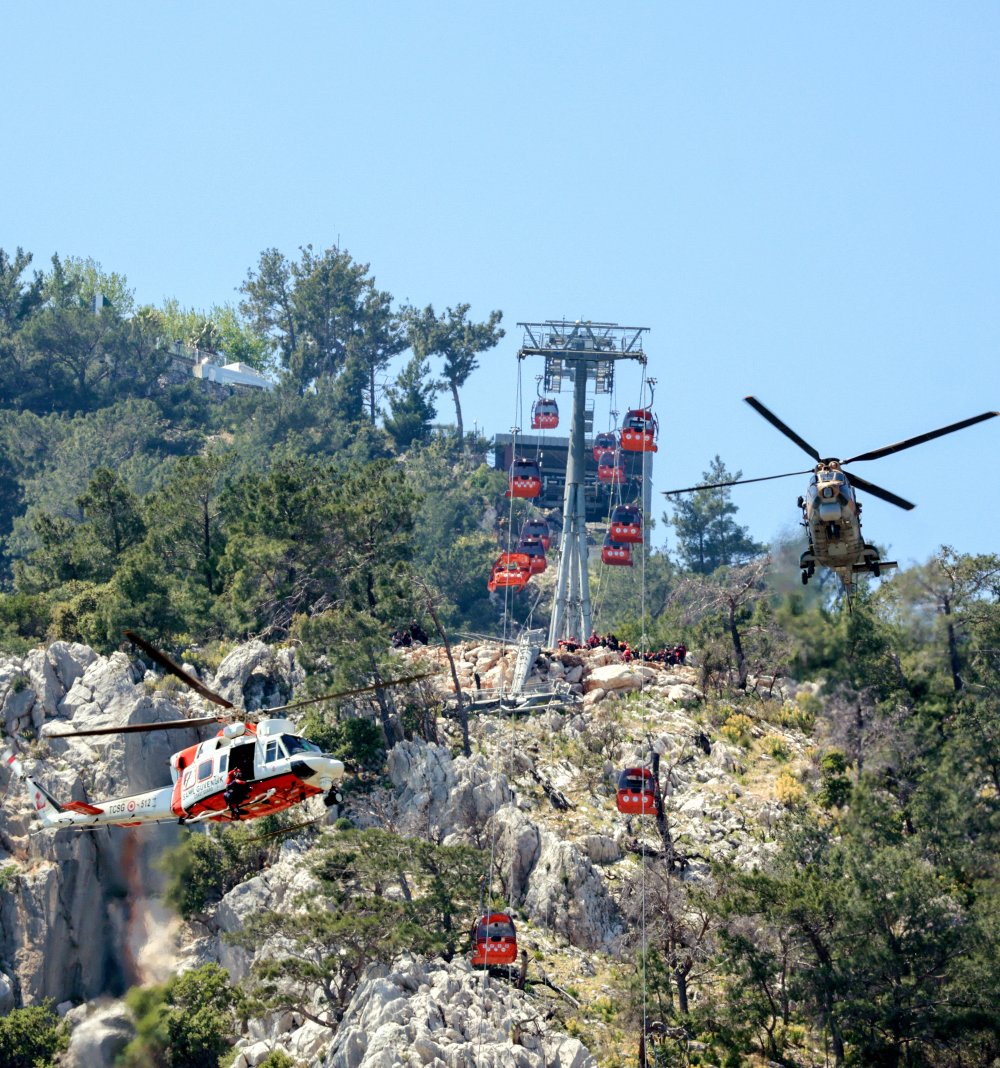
[0, 636, 814, 1066]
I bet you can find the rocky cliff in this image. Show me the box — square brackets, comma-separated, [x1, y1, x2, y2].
[0, 636, 813, 1066]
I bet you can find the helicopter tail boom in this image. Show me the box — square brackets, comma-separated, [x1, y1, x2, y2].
[4, 749, 68, 828]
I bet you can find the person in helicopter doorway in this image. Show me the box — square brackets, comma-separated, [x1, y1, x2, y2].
[224, 767, 251, 819]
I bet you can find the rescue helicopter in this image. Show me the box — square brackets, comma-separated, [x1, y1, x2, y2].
[3, 631, 433, 833]
[665, 397, 998, 593]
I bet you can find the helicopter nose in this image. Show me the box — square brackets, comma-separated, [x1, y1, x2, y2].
[291, 755, 346, 787]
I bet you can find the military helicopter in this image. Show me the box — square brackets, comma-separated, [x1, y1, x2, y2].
[3, 631, 433, 833]
[665, 397, 998, 592]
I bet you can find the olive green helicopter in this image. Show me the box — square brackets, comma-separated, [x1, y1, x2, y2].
[665, 397, 998, 594]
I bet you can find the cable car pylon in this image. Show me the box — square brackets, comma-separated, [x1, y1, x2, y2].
[515, 320, 650, 647]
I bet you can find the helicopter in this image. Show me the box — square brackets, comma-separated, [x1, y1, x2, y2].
[665, 397, 998, 592]
[3, 631, 433, 833]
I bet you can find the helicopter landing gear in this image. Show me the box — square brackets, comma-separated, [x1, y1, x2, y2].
[801, 570, 809, 585]
[324, 787, 343, 808]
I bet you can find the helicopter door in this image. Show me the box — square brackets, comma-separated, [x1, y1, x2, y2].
[229, 741, 256, 780]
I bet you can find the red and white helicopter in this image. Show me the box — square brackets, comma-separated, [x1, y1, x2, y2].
[4, 632, 431, 833]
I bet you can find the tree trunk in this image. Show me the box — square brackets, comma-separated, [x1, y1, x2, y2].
[728, 599, 748, 690]
[423, 593, 469, 756]
[450, 380, 464, 443]
[367, 651, 397, 748]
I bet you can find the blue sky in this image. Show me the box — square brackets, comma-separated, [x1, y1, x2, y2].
[5, 2, 999, 568]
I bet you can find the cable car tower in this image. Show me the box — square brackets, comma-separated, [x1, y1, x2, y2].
[516, 320, 650, 647]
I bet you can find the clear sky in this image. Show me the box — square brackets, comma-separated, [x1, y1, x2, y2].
[5, 2, 999, 568]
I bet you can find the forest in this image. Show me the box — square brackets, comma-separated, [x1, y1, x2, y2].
[1, 242, 1000, 1067]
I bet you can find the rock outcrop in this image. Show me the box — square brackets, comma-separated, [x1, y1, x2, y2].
[322, 954, 596, 1068]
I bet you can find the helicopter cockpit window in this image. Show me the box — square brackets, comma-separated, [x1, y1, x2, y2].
[281, 735, 321, 756]
[197, 759, 214, 782]
[264, 739, 286, 763]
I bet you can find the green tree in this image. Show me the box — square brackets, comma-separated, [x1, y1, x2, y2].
[0, 246, 44, 331]
[665, 456, 764, 574]
[240, 245, 397, 401]
[405, 303, 504, 442]
[0, 1002, 68, 1068]
[75, 466, 147, 578]
[229, 829, 486, 1027]
[122, 963, 242, 1068]
[382, 353, 437, 449]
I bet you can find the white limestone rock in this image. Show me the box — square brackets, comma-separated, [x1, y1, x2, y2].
[324, 954, 596, 1068]
[63, 1000, 135, 1068]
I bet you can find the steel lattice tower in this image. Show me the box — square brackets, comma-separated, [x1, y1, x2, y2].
[515, 321, 650, 648]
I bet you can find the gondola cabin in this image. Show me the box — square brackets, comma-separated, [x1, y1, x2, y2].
[487, 553, 532, 592]
[616, 767, 658, 815]
[531, 398, 559, 430]
[471, 912, 518, 967]
[609, 504, 643, 544]
[593, 431, 618, 462]
[602, 534, 633, 566]
[520, 518, 551, 551]
[517, 536, 547, 574]
[507, 458, 542, 499]
[620, 408, 658, 453]
[597, 451, 626, 485]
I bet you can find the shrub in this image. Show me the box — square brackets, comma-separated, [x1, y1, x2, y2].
[720, 713, 754, 746]
[774, 770, 806, 808]
[762, 735, 789, 761]
[0, 1002, 68, 1068]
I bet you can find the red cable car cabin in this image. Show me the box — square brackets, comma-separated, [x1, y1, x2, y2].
[597, 451, 626, 485]
[592, 431, 618, 462]
[517, 536, 547, 574]
[609, 504, 642, 544]
[487, 553, 532, 592]
[507, 458, 542, 499]
[471, 912, 518, 967]
[531, 398, 559, 430]
[616, 767, 658, 815]
[602, 533, 633, 566]
[520, 518, 551, 551]
[619, 408, 658, 453]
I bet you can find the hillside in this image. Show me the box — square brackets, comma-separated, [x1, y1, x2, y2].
[1, 614, 998, 1067]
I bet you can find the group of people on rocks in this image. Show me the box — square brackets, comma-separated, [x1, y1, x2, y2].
[391, 620, 429, 647]
[556, 631, 687, 666]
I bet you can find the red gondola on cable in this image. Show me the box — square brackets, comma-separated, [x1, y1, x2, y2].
[609, 504, 643, 544]
[487, 553, 532, 592]
[619, 408, 658, 453]
[531, 398, 559, 430]
[520, 518, 551, 551]
[507, 458, 542, 499]
[616, 767, 658, 815]
[593, 431, 618, 462]
[517, 536, 547, 574]
[597, 451, 626, 485]
[471, 912, 518, 967]
[601, 533, 633, 566]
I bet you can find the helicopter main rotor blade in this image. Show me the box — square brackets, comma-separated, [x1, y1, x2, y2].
[264, 672, 441, 714]
[124, 630, 234, 710]
[46, 716, 226, 738]
[745, 397, 822, 463]
[664, 469, 812, 496]
[845, 472, 916, 511]
[844, 411, 999, 464]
